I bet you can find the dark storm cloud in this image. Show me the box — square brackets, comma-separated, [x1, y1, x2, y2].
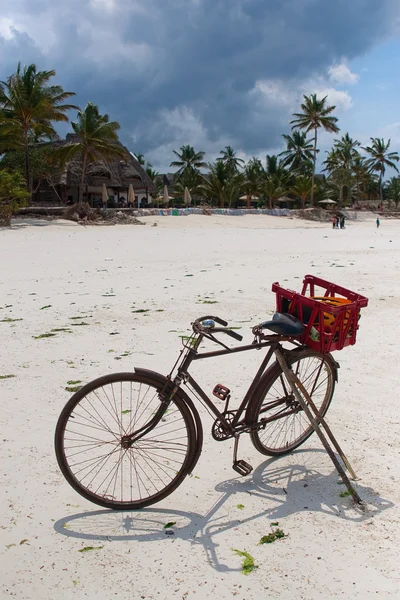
[1, 0, 399, 166]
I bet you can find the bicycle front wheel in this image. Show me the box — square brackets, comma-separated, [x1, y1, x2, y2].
[55, 372, 197, 510]
[248, 349, 336, 456]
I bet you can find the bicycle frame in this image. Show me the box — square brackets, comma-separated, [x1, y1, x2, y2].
[167, 329, 305, 436]
[126, 332, 298, 447]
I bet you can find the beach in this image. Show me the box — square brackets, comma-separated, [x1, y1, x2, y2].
[1, 214, 399, 599]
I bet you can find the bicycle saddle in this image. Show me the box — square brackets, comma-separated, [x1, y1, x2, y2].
[259, 312, 305, 336]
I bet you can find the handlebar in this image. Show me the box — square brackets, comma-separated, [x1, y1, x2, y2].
[192, 315, 243, 342]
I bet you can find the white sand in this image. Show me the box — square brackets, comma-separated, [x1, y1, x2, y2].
[0, 214, 399, 599]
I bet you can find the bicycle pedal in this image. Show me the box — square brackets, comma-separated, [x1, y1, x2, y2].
[232, 460, 253, 476]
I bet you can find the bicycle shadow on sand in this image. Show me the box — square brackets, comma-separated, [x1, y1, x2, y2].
[54, 449, 394, 573]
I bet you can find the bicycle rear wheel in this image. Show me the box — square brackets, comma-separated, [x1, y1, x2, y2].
[248, 349, 336, 456]
[55, 372, 197, 509]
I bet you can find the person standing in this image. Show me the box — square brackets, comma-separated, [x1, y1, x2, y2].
[332, 215, 336, 229]
[376, 217, 380, 229]
[336, 215, 340, 228]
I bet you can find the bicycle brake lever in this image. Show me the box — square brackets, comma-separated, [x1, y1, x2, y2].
[213, 316, 228, 327]
[224, 329, 243, 342]
[212, 327, 243, 342]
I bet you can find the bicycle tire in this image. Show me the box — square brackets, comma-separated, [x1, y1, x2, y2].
[247, 349, 337, 457]
[55, 371, 198, 510]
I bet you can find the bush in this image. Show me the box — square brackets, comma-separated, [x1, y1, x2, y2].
[0, 170, 29, 226]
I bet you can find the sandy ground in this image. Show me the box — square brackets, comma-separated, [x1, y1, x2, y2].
[0, 214, 399, 599]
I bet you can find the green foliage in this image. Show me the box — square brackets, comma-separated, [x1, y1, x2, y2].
[263, 173, 288, 209]
[170, 144, 207, 176]
[200, 160, 245, 207]
[259, 528, 286, 544]
[163, 522, 176, 529]
[0, 145, 64, 199]
[291, 175, 315, 208]
[0, 62, 78, 190]
[217, 145, 244, 176]
[232, 549, 258, 575]
[0, 169, 29, 223]
[385, 176, 400, 207]
[78, 546, 104, 553]
[291, 93, 339, 205]
[57, 102, 127, 202]
[279, 130, 314, 174]
[363, 137, 399, 203]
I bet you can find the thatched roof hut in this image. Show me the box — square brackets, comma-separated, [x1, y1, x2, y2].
[43, 134, 155, 196]
[62, 134, 154, 193]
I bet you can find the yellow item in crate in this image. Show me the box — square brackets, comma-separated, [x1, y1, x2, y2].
[310, 296, 352, 330]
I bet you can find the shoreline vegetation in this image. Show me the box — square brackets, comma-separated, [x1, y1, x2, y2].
[1, 63, 400, 228]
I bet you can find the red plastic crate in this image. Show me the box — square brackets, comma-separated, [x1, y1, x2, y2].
[272, 275, 369, 353]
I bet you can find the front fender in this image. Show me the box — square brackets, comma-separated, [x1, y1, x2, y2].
[134, 367, 203, 474]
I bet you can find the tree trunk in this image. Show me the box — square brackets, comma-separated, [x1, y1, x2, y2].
[24, 129, 32, 202]
[379, 173, 383, 206]
[339, 185, 344, 208]
[311, 128, 317, 206]
[79, 150, 88, 204]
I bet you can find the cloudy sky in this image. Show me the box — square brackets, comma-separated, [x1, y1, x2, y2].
[1, 0, 400, 171]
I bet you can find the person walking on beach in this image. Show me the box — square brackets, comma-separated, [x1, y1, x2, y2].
[376, 217, 380, 229]
[340, 216, 346, 229]
[332, 215, 336, 229]
[336, 215, 340, 228]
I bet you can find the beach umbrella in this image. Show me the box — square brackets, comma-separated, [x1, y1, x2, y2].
[163, 185, 170, 205]
[128, 184, 135, 206]
[318, 199, 337, 205]
[184, 187, 192, 206]
[102, 183, 109, 206]
[239, 194, 258, 200]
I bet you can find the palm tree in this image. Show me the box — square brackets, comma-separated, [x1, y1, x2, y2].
[351, 155, 376, 203]
[217, 146, 244, 174]
[325, 169, 357, 206]
[57, 103, 127, 203]
[200, 161, 244, 207]
[145, 165, 159, 181]
[279, 131, 314, 173]
[135, 153, 146, 165]
[384, 176, 400, 208]
[243, 157, 264, 207]
[333, 133, 360, 170]
[291, 175, 315, 208]
[363, 138, 399, 204]
[170, 145, 207, 176]
[323, 136, 361, 206]
[263, 174, 287, 209]
[290, 94, 339, 205]
[173, 168, 202, 201]
[0, 63, 78, 192]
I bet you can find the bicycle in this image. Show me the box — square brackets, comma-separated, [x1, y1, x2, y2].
[55, 275, 368, 511]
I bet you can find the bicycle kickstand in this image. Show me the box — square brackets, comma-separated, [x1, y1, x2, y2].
[232, 434, 253, 476]
[274, 348, 364, 508]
